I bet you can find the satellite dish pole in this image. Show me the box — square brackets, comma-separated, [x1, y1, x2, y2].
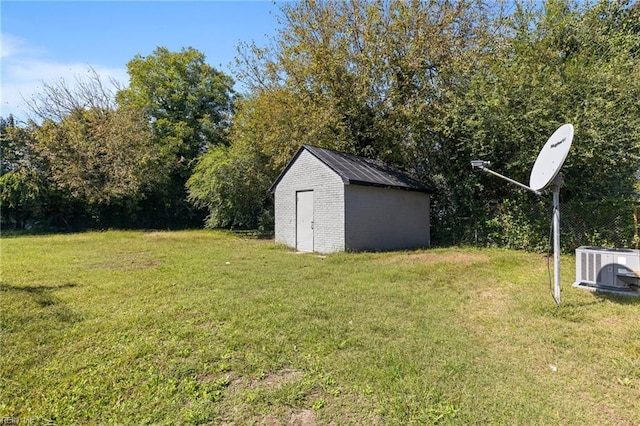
[472, 124, 574, 305]
[551, 175, 563, 304]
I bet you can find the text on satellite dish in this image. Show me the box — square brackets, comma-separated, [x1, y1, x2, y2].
[550, 137, 566, 149]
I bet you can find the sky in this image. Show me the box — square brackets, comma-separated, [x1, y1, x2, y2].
[0, 1, 283, 121]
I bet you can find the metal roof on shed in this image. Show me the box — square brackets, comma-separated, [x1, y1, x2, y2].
[270, 145, 433, 193]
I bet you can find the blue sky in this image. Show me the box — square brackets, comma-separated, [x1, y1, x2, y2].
[1, 1, 283, 120]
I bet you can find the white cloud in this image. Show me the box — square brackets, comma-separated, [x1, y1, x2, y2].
[1, 33, 26, 58]
[1, 33, 128, 121]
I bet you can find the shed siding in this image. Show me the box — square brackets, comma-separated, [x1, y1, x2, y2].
[344, 185, 430, 251]
[274, 150, 345, 253]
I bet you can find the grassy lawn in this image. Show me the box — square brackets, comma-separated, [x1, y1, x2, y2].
[1, 230, 639, 425]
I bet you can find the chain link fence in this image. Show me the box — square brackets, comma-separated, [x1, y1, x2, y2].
[562, 200, 639, 250]
[433, 199, 639, 252]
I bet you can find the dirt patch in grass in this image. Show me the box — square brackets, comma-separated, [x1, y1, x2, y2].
[221, 368, 305, 396]
[218, 369, 315, 425]
[287, 409, 316, 425]
[250, 368, 305, 390]
[258, 409, 316, 426]
[376, 250, 490, 266]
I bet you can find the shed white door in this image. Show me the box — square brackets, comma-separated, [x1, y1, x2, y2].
[296, 190, 314, 252]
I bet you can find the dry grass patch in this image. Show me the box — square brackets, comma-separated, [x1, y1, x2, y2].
[86, 251, 162, 270]
[251, 368, 305, 390]
[142, 230, 214, 240]
[462, 288, 512, 322]
[286, 409, 316, 425]
[256, 409, 316, 426]
[376, 249, 490, 266]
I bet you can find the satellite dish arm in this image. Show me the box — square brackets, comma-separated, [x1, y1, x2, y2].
[471, 161, 542, 196]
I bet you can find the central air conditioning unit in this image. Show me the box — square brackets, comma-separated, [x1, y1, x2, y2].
[573, 246, 640, 296]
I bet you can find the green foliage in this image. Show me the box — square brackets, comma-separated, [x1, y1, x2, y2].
[0, 168, 43, 209]
[226, 0, 640, 247]
[3, 50, 236, 230]
[485, 197, 551, 251]
[186, 143, 273, 230]
[0, 168, 46, 229]
[34, 107, 158, 208]
[2, 70, 169, 229]
[444, 0, 640, 248]
[562, 198, 638, 249]
[236, 0, 491, 165]
[220, 0, 495, 233]
[0, 119, 50, 229]
[4, 2, 639, 241]
[23, 106, 161, 229]
[117, 46, 235, 172]
[116, 47, 236, 227]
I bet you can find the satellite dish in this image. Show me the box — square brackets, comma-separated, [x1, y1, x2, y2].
[529, 124, 574, 191]
[471, 123, 575, 305]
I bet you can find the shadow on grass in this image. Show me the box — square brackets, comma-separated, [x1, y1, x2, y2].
[557, 299, 605, 309]
[228, 229, 274, 240]
[1, 282, 83, 324]
[594, 291, 640, 305]
[0, 227, 101, 239]
[1, 282, 78, 293]
[540, 294, 638, 322]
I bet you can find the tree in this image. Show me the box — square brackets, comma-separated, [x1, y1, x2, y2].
[0, 118, 48, 229]
[236, 0, 493, 166]
[117, 47, 235, 163]
[25, 68, 119, 122]
[186, 141, 273, 230]
[34, 107, 158, 211]
[441, 0, 640, 249]
[116, 47, 236, 226]
[220, 0, 639, 249]
[18, 70, 162, 228]
[200, 0, 496, 233]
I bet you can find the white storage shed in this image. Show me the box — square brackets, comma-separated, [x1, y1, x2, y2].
[270, 145, 433, 253]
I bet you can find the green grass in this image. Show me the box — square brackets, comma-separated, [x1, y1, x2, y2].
[1, 230, 639, 425]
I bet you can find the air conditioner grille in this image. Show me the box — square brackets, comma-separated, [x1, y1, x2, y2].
[574, 246, 640, 296]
